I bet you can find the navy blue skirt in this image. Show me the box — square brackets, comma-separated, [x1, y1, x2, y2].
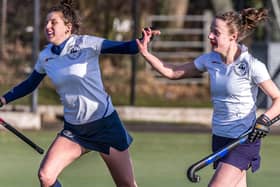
[59, 111, 133, 154]
[212, 134, 261, 172]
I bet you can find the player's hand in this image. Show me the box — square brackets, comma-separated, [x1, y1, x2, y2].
[136, 27, 160, 54]
[0, 97, 6, 108]
[139, 27, 161, 42]
[248, 114, 271, 142]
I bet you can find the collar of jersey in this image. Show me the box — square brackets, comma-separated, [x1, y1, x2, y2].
[51, 38, 70, 55]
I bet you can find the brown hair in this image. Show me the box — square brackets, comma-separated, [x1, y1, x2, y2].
[47, 0, 80, 34]
[216, 8, 268, 41]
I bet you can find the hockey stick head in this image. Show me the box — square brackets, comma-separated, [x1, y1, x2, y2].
[187, 164, 200, 183]
[186, 114, 280, 183]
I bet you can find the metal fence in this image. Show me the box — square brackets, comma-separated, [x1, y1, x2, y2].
[146, 10, 213, 84]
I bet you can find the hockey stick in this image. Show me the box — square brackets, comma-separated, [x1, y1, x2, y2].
[186, 114, 280, 183]
[0, 118, 44, 154]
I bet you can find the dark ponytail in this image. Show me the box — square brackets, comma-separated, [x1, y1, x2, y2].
[61, 0, 73, 9]
[239, 8, 268, 40]
[216, 8, 268, 41]
[48, 0, 80, 34]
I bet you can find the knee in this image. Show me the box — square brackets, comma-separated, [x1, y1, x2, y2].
[38, 168, 57, 187]
[129, 181, 138, 187]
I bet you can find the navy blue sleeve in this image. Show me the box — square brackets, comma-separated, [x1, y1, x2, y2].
[101, 40, 139, 54]
[3, 70, 46, 104]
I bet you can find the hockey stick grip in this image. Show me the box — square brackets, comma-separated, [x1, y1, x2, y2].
[187, 114, 280, 183]
[0, 118, 44, 154]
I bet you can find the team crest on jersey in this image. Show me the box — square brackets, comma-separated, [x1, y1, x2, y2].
[234, 60, 249, 76]
[67, 44, 82, 59]
[62, 130, 74, 138]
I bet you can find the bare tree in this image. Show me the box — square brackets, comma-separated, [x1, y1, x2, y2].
[1, 0, 7, 60]
[211, 0, 233, 13]
[162, 0, 189, 28]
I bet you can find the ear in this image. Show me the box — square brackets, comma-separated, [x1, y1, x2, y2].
[230, 32, 238, 41]
[66, 23, 73, 34]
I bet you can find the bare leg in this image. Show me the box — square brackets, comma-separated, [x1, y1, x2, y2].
[38, 136, 87, 187]
[100, 147, 137, 187]
[208, 162, 247, 187]
[235, 171, 247, 187]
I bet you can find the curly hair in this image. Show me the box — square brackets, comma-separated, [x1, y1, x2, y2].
[47, 0, 80, 34]
[216, 8, 268, 41]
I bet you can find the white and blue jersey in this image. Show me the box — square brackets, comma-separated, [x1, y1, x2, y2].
[35, 35, 113, 124]
[3, 34, 138, 125]
[2, 34, 138, 153]
[194, 45, 271, 138]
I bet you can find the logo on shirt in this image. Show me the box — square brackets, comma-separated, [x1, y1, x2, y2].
[62, 130, 75, 138]
[67, 44, 82, 59]
[234, 60, 248, 76]
[44, 57, 55, 62]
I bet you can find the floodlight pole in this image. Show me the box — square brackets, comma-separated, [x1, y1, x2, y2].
[31, 0, 40, 113]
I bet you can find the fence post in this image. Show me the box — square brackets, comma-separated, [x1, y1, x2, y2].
[203, 10, 212, 53]
[31, 0, 40, 113]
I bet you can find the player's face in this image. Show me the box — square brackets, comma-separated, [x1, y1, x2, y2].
[208, 18, 237, 56]
[44, 11, 72, 45]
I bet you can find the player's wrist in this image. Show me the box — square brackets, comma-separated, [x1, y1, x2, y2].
[0, 97, 6, 107]
[141, 50, 152, 58]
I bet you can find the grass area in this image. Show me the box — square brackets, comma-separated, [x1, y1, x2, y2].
[0, 130, 280, 187]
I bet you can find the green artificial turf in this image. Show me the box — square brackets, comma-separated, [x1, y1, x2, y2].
[0, 130, 279, 187]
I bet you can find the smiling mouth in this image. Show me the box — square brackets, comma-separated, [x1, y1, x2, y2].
[47, 33, 54, 38]
[46, 30, 54, 38]
[210, 40, 217, 48]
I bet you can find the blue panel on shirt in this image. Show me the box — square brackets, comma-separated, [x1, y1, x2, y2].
[3, 70, 45, 103]
[101, 40, 138, 54]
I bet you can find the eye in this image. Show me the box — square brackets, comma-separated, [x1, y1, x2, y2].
[212, 29, 220, 37]
[44, 19, 58, 27]
[51, 20, 58, 25]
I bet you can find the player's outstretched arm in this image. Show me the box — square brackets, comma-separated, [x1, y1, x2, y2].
[136, 27, 201, 80]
